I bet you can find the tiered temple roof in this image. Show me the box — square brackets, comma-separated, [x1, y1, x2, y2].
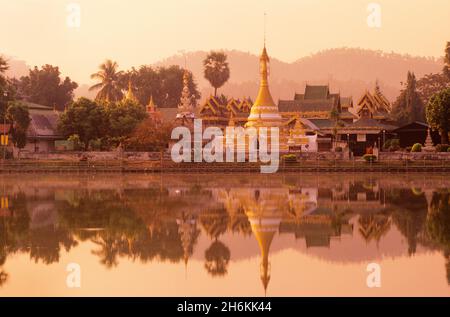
[198, 95, 253, 128]
[279, 85, 344, 117]
[355, 86, 391, 121]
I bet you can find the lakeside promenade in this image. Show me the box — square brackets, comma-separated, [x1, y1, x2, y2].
[1, 158, 450, 173]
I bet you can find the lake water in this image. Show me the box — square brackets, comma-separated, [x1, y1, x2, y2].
[0, 173, 449, 296]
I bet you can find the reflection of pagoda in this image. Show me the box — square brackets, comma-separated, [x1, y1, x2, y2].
[176, 213, 200, 272]
[243, 189, 283, 295]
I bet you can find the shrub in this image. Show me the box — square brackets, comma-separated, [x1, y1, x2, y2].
[411, 143, 422, 152]
[282, 154, 297, 162]
[384, 139, 399, 150]
[436, 144, 449, 152]
[363, 154, 377, 162]
[334, 146, 343, 152]
[89, 138, 103, 151]
[68, 134, 84, 151]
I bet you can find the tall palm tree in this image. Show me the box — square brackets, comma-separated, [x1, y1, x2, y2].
[203, 51, 230, 97]
[89, 60, 124, 102]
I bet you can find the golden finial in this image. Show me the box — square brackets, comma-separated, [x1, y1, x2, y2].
[264, 12, 266, 48]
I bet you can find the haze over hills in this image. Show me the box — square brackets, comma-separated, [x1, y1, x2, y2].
[3, 48, 444, 104]
[158, 48, 443, 103]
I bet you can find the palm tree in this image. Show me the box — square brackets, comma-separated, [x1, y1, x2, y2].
[203, 51, 230, 97]
[89, 60, 124, 102]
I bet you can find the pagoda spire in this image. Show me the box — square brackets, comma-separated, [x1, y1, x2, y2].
[124, 80, 138, 103]
[246, 42, 282, 128]
[423, 128, 435, 152]
[178, 69, 194, 114]
[147, 95, 156, 112]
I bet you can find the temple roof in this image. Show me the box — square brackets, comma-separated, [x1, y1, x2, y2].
[278, 99, 335, 112]
[24, 103, 62, 139]
[304, 85, 330, 100]
[347, 117, 397, 131]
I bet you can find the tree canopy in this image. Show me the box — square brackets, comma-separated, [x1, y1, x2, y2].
[391, 71, 425, 125]
[17, 64, 78, 111]
[203, 51, 230, 97]
[58, 98, 108, 150]
[6, 101, 31, 149]
[444, 41, 450, 80]
[58, 97, 148, 150]
[426, 88, 450, 144]
[89, 60, 124, 103]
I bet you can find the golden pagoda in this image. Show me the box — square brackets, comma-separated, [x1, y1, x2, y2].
[246, 45, 283, 129]
[124, 80, 138, 103]
[146, 95, 156, 113]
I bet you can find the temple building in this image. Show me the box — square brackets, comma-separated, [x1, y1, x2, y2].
[287, 117, 318, 152]
[353, 85, 391, 123]
[198, 96, 252, 129]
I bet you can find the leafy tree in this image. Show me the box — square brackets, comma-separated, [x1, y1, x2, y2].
[126, 116, 174, 151]
[106, 99, 147, 144]
[0, 57, 16, 120]
[391, 71, 425, 125]
[203, 51, 230, 97]
[89, 60, 124, 103]
[18, 65, 78, 110]
[417, 73, 450, 105]
[444, 41, 450, 80]
[6, 101, 31, 149]
[58, 98, 108, 150]
[426, 88, 450, 144]
[158, 65, 200, 107]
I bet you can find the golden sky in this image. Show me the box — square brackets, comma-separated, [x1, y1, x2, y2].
[1, 0, 449, 83]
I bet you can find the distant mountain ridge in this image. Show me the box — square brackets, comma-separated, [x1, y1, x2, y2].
[157, 47, 443, 103]
[3, 48, 444, 103]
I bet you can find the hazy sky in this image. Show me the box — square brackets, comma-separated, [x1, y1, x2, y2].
[1, 0, 449, 83]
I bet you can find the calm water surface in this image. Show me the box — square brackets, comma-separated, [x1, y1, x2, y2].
[0, 173, 449, 296]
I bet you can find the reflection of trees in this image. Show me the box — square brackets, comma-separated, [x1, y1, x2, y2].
[388, 189, 428, 255]
[57, 190, 183, 268]
[204, 240, 230, 277]
[425, 192, 450, 284]
[358, 214, 391, 244]
[29, 227, 78, 265]
[228, 206, 252, 236]
[201, 207, 231, 277]
[200, 208, 230, 239]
